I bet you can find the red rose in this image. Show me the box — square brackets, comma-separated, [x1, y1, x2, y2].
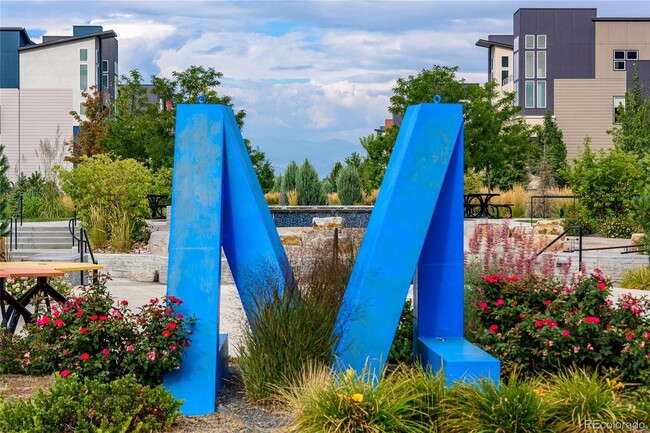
[80, 327, 88, 334]
[102, 348, 110, 356]
[162, 330, 171, 337]
[60, 370, 70, 377]
[597, 282, 606, 291]
[167, 322, 177, 330]
[489, 324, 498, 334]
[90, 315, 98, 321]
[81, 353, 90, 361]
[121, 300, 128, 306]
[54, 319, 64, 328]
[76, 309, 84, 317]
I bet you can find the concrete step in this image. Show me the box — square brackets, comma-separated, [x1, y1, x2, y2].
[17, 242, 76, 250]
[16, 235, 74, 242]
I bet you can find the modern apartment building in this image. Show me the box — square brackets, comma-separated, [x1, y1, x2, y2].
[0, 25, 118, 180]
[477, 8, 650, 160]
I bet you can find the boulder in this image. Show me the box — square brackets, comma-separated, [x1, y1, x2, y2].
[312, 216, 344, 230]
[148, 231, 170, 255]
[534, 219, 565, 236]
[631, 233, 645, 245]
[280, 231, 303, 246]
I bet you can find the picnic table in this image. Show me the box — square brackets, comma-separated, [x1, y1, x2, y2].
[0, 261, 104, 334]
[464, 193, 512, 219]
[147, 194, 169, 219]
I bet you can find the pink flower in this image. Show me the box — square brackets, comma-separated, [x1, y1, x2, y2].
[562, 330, 570, 337]
[60, 370, 70, 377]
[495, 299, 504, 307]
[169, 344, 178, 351]
[626, 333, 634, 340]
[53, 319, 64, 328]
[126, 345, 134, 352]
[645, 332, 650, 339]
[535, 320, 544, 328]
[479, 302, 488, 309]
[584, 316, 600, 324]
[150, 298, 159, 305]
[489, 324, 498, 334]
[597, 282, 606, 291]
[573, 346, 581, 353]
[53, 310, 61, 318]
[102, 348, 109, 356]
[176, 313, 184, 320]
[81, 353, 90, 361]
[564, 287, 572, 293]
[148, 352, 157, 361]
[168, 295, 183, 304]
[37, 316, 51, 326]
[587, 343, 594, 351]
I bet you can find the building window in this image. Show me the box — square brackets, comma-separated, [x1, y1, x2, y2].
[537, 81, 546, 108]
[102, 73, 109, 89]
[613, 96, 625, 123]
[80, 49, 87, 61]
[514, 36, 519, 53]
[514, 54, 519, 80]
[114, 61, 118, 76]
[525, 81, 535, 108]
[80, 64, 88, 90]
[525, 35, 535, 49]
[614, 50, 626, 70]
[537, 51, 547, 79]
[626, 50, 638, 60]
[102, 60, 109, 73]
[525, 51, 534, 78]
[501, 70, 509, 84]
[537, 35, 547, 49]
[501, 56, 509, 68]
[80, 103, 86, 116]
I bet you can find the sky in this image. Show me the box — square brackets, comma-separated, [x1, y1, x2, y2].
[3, 0, 650, 176]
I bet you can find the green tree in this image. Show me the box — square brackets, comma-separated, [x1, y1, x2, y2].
[344, 152, 363, 169]
[328, 161, 343, 192]
[386, 65, 532, 191]
[608, 67, 650, 156]
[282, 160, 299, 195]
[532, 111, 569, 188]
[463, 82, 532, 190]
[336, 165, 362, 206]
[65, 86, 110, 164]
[0, 145, 10, 237]
[272, 175, 283, 193]
[297, 159, 325, 205]
[246, 141, 274, 193]
[569, 140, 645, 221]
[357, 126, 399, 192]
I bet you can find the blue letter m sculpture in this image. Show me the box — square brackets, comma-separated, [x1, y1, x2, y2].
[164, 101, 499, 415]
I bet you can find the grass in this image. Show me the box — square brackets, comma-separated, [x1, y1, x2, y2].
[487, 185, 575, 219]
[621, 266, 650, 290]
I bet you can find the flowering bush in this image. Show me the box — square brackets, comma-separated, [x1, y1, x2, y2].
[21, 279, 194, 385]
[5, 276, 72, 302]
[467, 268, 650, 385]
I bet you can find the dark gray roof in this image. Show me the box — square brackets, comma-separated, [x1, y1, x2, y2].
[18, 30, 117, 51]
[593, 17, 650, 21]
[476, 35, 514, 49]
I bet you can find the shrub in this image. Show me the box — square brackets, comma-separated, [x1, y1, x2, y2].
[264, 191, 280, 205]
[286, 189, 299, 206]
[272, 174, 283, 193]
[362, 188, 379, 205]
[283, 364, 442, 433]
[444, 371, 548, 433]
[562, 203, 598, 235]
[466, 268, 650, 385]
[0, 375, 181, 433]
[542, 368, 640, 432]
[327, 192, 340, 205]
[150, 166, 173, 197]
[464, 168, 484, 194]
[58, 154, 153, 244]
[621, 266, 650, 290]
[388, 299, 413, 364]
[337, 165, 362, 206]
[297, 159, 326, 206]
[600, 214, 641, 239]
[569, 145, 645, 221]
[0, 333, 25, 374]
[21, 277, 193, 385]
[239, 250, 354, 402]
[281, 160, 299, 202]
[320, 179, 333, 195]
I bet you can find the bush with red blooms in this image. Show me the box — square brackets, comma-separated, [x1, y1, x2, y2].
[467, 268, 650, 385]
[20, 277, 194, 385]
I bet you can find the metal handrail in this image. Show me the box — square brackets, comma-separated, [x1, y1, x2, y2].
[536, 225, 583, 265]
[68, 217, 78, 247]
[3, 216, 18, 250]
[68, 218, 97, 285]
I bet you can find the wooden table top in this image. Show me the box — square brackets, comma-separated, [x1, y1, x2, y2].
[0, 262, 103, 272]
[0, 268, 65, 278]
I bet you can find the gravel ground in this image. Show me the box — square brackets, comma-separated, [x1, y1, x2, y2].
[170, 366, 292, 433]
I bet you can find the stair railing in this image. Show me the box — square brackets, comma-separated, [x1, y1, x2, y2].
[69, 218, 98, 285]
[536, 225, 583, 265]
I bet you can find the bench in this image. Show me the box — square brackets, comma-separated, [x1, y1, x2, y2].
[147, 194, 169, 219]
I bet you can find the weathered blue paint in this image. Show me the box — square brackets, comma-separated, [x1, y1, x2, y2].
[333, 101, 499, 386]
[163, 105, 291, 415]
[163, 104, 226, 415]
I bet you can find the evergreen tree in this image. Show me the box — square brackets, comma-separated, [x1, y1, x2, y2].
[337, 165, 362, 206]
[282, 160, 299, 197]
[272, 175, 283, 193]
[532, 111, 568, 187]
[297, 159, 326, 205]
[328, 161, 343, 192]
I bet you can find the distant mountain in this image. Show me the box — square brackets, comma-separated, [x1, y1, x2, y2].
[252, 136, 365, 178]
